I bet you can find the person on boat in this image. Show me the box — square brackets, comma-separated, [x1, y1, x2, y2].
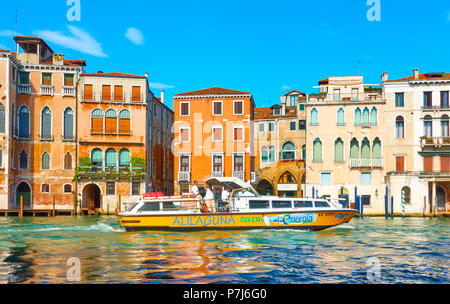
[204, 185, 216, 213]
[192, 181, 207, 213]
[221, 187, 231, 211]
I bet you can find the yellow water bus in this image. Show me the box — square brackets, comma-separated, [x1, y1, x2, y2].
[117, 177, 357, 231]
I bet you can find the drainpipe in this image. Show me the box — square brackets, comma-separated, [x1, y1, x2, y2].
[74, 69, 81, 215]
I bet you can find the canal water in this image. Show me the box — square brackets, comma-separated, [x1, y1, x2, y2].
[0, 216, 447, 284]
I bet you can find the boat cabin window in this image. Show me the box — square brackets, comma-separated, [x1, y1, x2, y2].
[294, 201, 313, 208]
[314, 200, 331, 208]
[272, 201, 292, 208]
[249, 200, 270, 209]
[138, 202, 160, 212]
[234, 189, 258, 198]
[162, 202, 179, 210]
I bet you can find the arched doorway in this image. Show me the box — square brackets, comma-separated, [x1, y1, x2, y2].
[338, 187, 349, 208]
[16, 182, 32, 209]
[436, 186, 446, 211]
[277, 171, 297, 197]
[82, 184, 101, 211]
[256, 179, 273, 196]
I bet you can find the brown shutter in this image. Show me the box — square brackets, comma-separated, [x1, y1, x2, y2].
[84, 84, 93, 100]
[102, 85, 111, 101]
[235, 101, 243, 114]
[119, 118, 130, 134]
[423, 156, 433, 172]
[92, 117, 103, 133]
[181, 103, 189, 116]
[395, 156, 405, 172]
[114, 85, 123, 101]
[441, 156, 450, 173]
[132, 86, 141, 102]
[105, 117, 117, 133]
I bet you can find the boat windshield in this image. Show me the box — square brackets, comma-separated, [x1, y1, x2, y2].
[127, 202, 140, 212]
[233, 188, 259, 198]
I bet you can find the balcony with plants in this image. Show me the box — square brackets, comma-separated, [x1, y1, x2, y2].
[74, 157, 146, 181]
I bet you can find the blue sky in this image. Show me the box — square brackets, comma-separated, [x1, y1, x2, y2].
[1, 0, 449, 109]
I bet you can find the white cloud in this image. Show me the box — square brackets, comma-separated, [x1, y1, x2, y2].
[125, 27, 144, 45]
[34, 25, 107, 57]
[148, 82, 175, 90]
[0, 29, 23, 37]
[447, 11, 450, 22]
[281, 84, 291, 90]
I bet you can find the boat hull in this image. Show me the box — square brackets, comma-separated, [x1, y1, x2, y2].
[118, 209, 357, 231]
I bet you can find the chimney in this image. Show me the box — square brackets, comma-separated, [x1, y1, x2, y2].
[160, 90, 165, 104]
[144, 72, 148, 78]
[413, 68, 419, 80]
[381, 72, 388, 82]
[53, 53, 64, 65]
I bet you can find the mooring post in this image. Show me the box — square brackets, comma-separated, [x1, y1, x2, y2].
[401, 189, 405, 218]
[360, 196, 364, 219]
[391, 196, 394, 219]
[312, 187, 315, 199]
[107, 203, 109, 215]
[385, 186, 389, 219]
[53, 196, 56, 217]
[20, 195, 23, 218]
[119, 195, 121, 212]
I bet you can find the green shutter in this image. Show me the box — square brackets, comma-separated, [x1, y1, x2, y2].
[370, 108, 377, 126]
[313, 139, 322, 162]
[119, 149, 130, 167]
[350, 139, 359, 159]
[362, 108, 369, 126]
[361, 139, 370, 159]
[106, 149, 117, 168]
[335, 139, 344, 162]
[354, 108, 361, 126]
[372, 139, 381, 158]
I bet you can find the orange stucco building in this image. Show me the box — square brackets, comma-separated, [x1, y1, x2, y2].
[173, 87, 255, 195]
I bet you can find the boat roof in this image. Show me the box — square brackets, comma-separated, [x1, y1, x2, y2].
[205, 177, 252, 191]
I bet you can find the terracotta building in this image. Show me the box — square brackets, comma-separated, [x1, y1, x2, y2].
[253, 90, 307, 197]
[173, 87, 255, 195]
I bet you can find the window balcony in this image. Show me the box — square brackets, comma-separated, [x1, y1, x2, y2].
[90, 129, 133, 136]
[40, 85, 54, 96]
[62, 135, 75, 142]
[39, 134, 54, 142]
[421, 136, 450, 147]
[232, 171, 245, 181]
[349, 158, 383, 168]
[17, 84, 31, 95]
[308, 92, 382, 102]
[76, 166, 145, 180]
[211, 171, 224, 178]
[63, 86, 76, 97]
[178, 171, 191, 182]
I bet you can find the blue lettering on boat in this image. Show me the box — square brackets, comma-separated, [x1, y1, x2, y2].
[267, 213, 316, 225]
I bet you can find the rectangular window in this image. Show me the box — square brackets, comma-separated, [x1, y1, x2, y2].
[333, 89, 340, 101]
[423, 156, 433, 172]
[84, 84, 93, 100]
[212, 126, 223, 142]
[361, 195, 371, 206]
[106, 182, 115, 195]
[233, 154, 244, 172]
[19, 72, 30, 85]
[102, 85, 111, 101]
[180, 102, 189, 116]
[441, 91, 449, 109]
[180, 127, 190, 142]
[180, 156, 190, 172]
[441, 156, 450, 173]
[213, 155, 223, 172]
[42, 73, 52, 85]
[213, 101, 222, 115]
[234, 101, 243, 115]
[268, 122, 274, 132]
[395, 156, 405, 172]
[114, 85, 123, 101]
[272, 201, 292, 208]
[294, 201, 313, 208]
[132, 182, 140, 196]
[321, 172, 331, 185]
[424, 92, 432, 108]
[299, 120, 306, 130]
[249, 200, 269, 209]
[132, 86, 141, 102]
[233, 127, 244, 141]
[299, 104, 305, 111]
[352, 88, 358, 101]
[273, 108, 281, 115]
[290, 121, 296, 131]
[64, 74, 74, 87]
[395, 93, 404, 107]
[259, 123, 265, 132]
[361, 172, 372, 185]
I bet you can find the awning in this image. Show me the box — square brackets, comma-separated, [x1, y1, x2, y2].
[205, 177, 251, 191]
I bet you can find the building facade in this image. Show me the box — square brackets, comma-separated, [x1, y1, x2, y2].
[305, 76, 387, 214]
[253, 90, 307, 197]
[173, 87, 255, 195]
[383, 69, 450, 215]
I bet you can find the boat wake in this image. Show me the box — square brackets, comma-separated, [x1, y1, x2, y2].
[328, 223, 355, 230]
[3, 223, 125, 234]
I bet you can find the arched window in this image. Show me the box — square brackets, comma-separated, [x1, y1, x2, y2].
[119, 148, 130, 168]
[261, 146, 268, 162]
[281, 142, 295, 160]
[334, 138, 344, 162]
[442, 115, 449, 138]
[361, 138, 370, 159]
[41, 184, 50, 193]
[279, 171, 296, 184]
[64, 184, 73, 193]
[337, 108, 344, 125]
[362, 107, 369, 126]
[41, 106, 52, 139]
[19, 150, 28, 169]
[310, 108, 318, 125]
[269, 146, 276, 162]
[372, 138, 382, 159]
[302, 144, 306, 160]
[313, 138, 322, 162]
[0, 103, 5, 133]
[119, 109, 131, 134]
[64, 152, 73, 170]
[105, 148, 117, 169]
[401, 186, 411, 204]
[18, 105, 30, 139]
[91, 148, 103, 167]
[63, 108, 74, 140]
[350, 138, 359, 159]
[395, 116, 405, 138]
[354, 108, 361, 126]
[105, 109, 117, 134]
[91, 109, 103, 133]
[41, 152, 50, 169]
[424, 115, 433, 138]
[370, 107, 377, 126]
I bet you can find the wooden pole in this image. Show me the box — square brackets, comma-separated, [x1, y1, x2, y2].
[53, 196, 56, 217]
[118, 195, 121, 213]
[20, 195, 23, 218]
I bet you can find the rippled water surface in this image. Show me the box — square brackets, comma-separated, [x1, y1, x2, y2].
[0, 216, 448, 283]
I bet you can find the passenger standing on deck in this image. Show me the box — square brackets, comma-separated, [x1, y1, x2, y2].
[222, 187, 231, 211]
[204, 185, 216, 212]
[192, 181, 207, 212]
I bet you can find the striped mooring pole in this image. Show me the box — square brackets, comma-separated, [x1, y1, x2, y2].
[401, 190, 405, 218]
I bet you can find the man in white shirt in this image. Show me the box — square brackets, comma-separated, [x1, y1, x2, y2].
[204, 185, 216, 212]
[192, 181, 206, 212]
[221, 187, 230, 211]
